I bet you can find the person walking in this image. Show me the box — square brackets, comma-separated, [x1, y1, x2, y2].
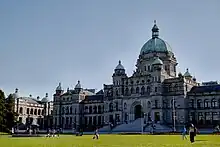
[189, 124, 195, 143]
[182, 126, 187, 140]
[93, 128, 99, 140]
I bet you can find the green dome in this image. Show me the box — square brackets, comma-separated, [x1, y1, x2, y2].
[140, 38, 172, 54]
[140, 21, 172, 54]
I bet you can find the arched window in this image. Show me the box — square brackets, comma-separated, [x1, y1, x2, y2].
[30, 109, 33, 114]
[70, 106, 73, 114]
[211, 99, 217, 108]
[66, 107, 69, 114]
[125, 88, 129, 96]
[189, 99, 194, 108]
[141, 86, 145, 95]
[62, 107, 65, 114]
[147, 101, 151, 108]
[89, 106, 92, 114]
[163, 100, 167, 108]
[85, 106, 88, 113]
[34, 109, 37, 115]
[136, 80, 139, 84]
[204, 99, 209, 108]
[115, 89, 119, 96]
[109, 103, 113, 112]
[142, 80, 145, 84]
[130, 87, 134, 94]
[124, 103, 127, 110]
[75, 108, 77, 114]
[42, 110, 45, 115]
[94, 106, 97, 113]
[115, 102, 118, 111]
[147, 86, 150, 93]
[38, 109, 41, 115]
[19, 107, 23, 114]
[26, 108, 29, 114]
[98, 105, 101, 113]
[136, 87, 140, 94]
[197, 99, 202, 108]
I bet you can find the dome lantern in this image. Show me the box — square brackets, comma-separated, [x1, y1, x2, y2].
[115, 60, 125, 70]
[75, 80, 82, 89]
[152, 20, 159, 38]
[183, 68, 192, 78]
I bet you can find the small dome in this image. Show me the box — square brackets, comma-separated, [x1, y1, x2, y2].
[12, 88, 19, 99]
[41, 93, 49, 103]
[152, 57, 163, 65]
[183, 68, 192, 77]
[178, 72, 183, 77]
[75, 80, 82, 89]
[56, 82, 62, 91]
[193, 77, 196, 82]
[115, 60, 124, 70]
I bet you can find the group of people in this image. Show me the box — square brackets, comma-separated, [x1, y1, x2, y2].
[182, 124, 197, 143]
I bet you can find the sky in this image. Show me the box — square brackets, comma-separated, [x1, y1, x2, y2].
[0, 0, 220, 100]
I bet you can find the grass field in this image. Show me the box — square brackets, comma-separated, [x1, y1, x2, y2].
[0, 134, 220, 147]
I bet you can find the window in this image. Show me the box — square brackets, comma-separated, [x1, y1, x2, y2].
[155, 87, 158, 92]
[124, 103, 127, 110]
[38, 109, 41, 115]
[136, 87, 140, 93]
[147, 101, 151, 108]
[26, 108, 29, 114]
[125, 88, 129, 95]
[70, 107, 73, 114]
[144, 66, 146, 71]
[148, 65, 151, 71]
[189, 99, 194, 108]
[34, 109, 37, 115]
[141, 86, 145, 95]
[109, 103, 113, 112]
[130, 88, 134, 94]
[204, 99, 209, 108]
[136, 80, 139, 84]
[19, 107, 23, 114]
[94, 106, 97, 113]
[30, 109, 33, 115]
[155, 100, 158, 108]
[211, 99, 218, 108]
[147, 86, 150, 93]
[197, 99, 202, 108]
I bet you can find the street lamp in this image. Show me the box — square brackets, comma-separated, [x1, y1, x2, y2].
[172, 96, 176, 132]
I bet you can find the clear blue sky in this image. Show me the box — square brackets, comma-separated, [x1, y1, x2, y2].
[0, 0, 220, 100]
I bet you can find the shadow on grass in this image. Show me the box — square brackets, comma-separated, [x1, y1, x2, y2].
[195, 139, 208, 142]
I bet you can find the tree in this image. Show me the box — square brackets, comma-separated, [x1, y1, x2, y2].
[0, 89, 6, 132]
[5, 94, 17, 130]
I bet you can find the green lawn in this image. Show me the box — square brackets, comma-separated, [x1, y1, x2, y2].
[0, 134, 220, 147]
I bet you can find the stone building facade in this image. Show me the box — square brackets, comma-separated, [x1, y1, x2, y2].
[53, 21, 220, 131]
[53, 82, 104, 131]
[12, 88, 53, 129]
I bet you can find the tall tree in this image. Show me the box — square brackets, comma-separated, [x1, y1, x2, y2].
[0, 89, 6, 132]
[5, 94, 17, 130]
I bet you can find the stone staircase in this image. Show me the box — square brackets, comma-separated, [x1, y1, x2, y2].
[113, 118, 144, 132]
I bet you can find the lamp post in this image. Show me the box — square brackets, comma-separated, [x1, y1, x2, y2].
[172, 96, 176, 132]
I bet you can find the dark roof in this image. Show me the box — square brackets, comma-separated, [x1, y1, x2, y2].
[189, 85, 220, 93]
[96, 90, 104, 95]
[82, 95, 104, 102]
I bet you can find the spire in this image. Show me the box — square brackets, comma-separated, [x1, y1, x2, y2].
[152, 20, 159, 38]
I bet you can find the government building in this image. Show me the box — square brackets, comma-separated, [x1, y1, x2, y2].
[12, 88, 53, 130]
[53, 21, 220, 132]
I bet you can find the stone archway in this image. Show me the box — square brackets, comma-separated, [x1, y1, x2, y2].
[134, 104, 142, 119]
